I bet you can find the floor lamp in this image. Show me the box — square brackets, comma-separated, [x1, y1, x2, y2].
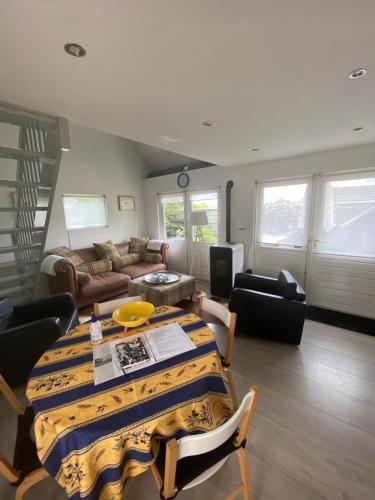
[189, 211, 208, 276]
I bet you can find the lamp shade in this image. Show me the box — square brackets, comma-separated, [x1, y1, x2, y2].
[190, 211, 208, 226]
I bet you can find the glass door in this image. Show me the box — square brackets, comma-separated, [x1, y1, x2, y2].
[158, 193, 188, 274]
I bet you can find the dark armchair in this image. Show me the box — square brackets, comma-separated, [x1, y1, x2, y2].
[0, 293, 79, 386]
[229, 270, 307, 344]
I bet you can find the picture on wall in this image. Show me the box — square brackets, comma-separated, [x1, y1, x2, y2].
[118, 195, 136, 211]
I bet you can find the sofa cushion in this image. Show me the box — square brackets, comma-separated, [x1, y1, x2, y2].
[129, 236, 149, 254]
[93, 240, 121, 260]
[142, 252, 163, 263]
[0, 298, 16, 333]
[119, 262, 166, 279]
[78, 272, 130, 299]
[76, 271, 92, 286]
[77, 259, 112, 275]
[112, 253, 140, 271]
[47, 246, 84, 267]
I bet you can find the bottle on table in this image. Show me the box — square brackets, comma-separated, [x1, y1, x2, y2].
[90, 313, 103, 343]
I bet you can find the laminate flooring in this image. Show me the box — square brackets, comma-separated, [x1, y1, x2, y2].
[1, 318, 374, 500]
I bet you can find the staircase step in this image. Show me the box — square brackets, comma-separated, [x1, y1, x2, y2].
[0, 244, 42, 254]
[0, 180, 52, 190]
[0, 207, 48, 212]
[0, 283, 34, 298]
[0, 274, 35, 288]
[0, 227, 45, 235]
[0, 146, 56, 165]
[0, 102, 57, 132]
[0, 261, 38, 276]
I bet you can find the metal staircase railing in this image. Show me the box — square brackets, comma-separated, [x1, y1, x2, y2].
[0, 102, 67, 304]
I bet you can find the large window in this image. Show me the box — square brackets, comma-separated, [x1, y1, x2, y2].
[63, 194, 107, 229]
[315, 175, 375, 257]
[158, 193, 185, 240]
[256, 180, 311, 247]
[189, 190, 219, 243]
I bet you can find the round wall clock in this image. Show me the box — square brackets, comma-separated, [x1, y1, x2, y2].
[177, 172, 190, 189]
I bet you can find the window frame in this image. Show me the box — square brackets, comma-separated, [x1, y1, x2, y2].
[62, 194, 108, 230]
[255, 177, 313, 249]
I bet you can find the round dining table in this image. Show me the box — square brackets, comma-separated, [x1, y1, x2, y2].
[26, 305, 233, 500]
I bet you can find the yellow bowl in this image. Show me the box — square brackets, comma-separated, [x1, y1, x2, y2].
[112, 301, 155, 329]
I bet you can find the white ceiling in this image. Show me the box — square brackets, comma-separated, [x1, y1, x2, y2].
[1, 0, 375, 167]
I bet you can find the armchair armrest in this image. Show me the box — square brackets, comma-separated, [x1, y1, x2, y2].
[47, 258, 78, 296]
[14, 293, 78, 324]
[0, 317, 63, 386]
[234, 272, 281, 295]
[160, 242, 169, 267]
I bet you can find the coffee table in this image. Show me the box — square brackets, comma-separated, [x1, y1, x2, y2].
[128, 272, 197, 306]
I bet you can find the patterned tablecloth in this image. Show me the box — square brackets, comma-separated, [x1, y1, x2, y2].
[26, 306, 233, 500]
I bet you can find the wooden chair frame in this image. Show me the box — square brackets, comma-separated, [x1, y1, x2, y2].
[199, 297, 238, 408]
[151, 385, 259, 500]
[0, 375, 48, 500]
[94, 293, 146, 316]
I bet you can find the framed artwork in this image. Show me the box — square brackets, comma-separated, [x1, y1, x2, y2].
[118, 195, 136, 211]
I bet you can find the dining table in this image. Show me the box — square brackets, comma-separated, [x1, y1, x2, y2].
[26, 305, 234, 500]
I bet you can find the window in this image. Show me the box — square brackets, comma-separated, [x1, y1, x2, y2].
[158, 193, 185, 239]
[256, 180, 311, 247]
[63, 195, 107, 229]
[316, 175, 375, 257]
[189, 190, 219, 243]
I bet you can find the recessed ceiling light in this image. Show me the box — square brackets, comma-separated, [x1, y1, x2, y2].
[252, 148, 260, 152]
[202, 120, 214, 127]
[348, 68, 367, 79]
[64, 43, 86, 58]
[353, 127, 363, 131]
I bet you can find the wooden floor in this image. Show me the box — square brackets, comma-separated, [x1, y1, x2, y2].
[1, 315, 375, 499]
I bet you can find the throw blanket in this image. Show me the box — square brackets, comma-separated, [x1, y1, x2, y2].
[147, 239, 165, 251]
[40, 255, 64, 276]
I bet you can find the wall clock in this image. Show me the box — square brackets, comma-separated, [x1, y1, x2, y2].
[177, 172, 190, 189]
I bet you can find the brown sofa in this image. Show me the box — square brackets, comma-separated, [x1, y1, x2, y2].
[47, 242, 169, 309]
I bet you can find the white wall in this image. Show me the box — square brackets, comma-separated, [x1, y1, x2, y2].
[144, 142, 375, 270]
[45, 122, 148, 251]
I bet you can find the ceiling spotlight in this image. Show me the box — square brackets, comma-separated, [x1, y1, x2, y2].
[353, 127, 363, 131]
[348, 68, 367, 79]
[252, 148, 260, 152]
[64, 43, 86, 58]
[202, 120, 214, 127]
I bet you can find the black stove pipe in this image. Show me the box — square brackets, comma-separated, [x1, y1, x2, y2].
[226, 180, 234, 243]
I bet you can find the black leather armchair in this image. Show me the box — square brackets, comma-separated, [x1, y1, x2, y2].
[0, 293, 79, 386]
[229, 270, 307, 344]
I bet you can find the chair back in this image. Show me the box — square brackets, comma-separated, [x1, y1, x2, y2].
[94, 294, 145, 316]
[177, 386, 258, 460]
[200, 297, 233, 328]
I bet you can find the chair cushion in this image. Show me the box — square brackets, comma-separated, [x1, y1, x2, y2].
[0, 298, 16, 333]
[155, 432, 238, 493]
[76, 259, 112, 275]
[78, 272, 130, 299]
[76, 271, 92, 286]
[93, 240, 121, 260]
[46, 246, 84, 267]
[13, 406, 41, 477]
[119, 262, 166, 279]
[142, 252, 163, 264]
[129, 236, 149, 254]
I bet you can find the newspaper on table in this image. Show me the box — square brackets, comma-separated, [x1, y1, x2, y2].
[93, 322, 196, 385]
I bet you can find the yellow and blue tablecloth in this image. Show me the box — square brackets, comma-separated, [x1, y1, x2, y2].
[26, 306, 233, 500]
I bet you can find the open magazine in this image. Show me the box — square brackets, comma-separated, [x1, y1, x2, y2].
[93, 322, 196, 384]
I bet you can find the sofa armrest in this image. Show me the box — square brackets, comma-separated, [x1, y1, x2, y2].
[234, 272, 281, 295]
[278, 270, 305, 300]
[0, 317, 63, 386]
[160, 242, 169, 267]
[14, 293, 78, 324]
[47, 258, 78, 296]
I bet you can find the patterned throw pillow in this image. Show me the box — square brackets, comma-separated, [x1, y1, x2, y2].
[76, 259, 112, 275]
[142, 252, 162, 263]
[76, 271, 92, 286]
[112, 253, 141, 271]
[129, 236, 149, 254]
[47, 246, 84, 267]
[93, 240, 121, 260]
